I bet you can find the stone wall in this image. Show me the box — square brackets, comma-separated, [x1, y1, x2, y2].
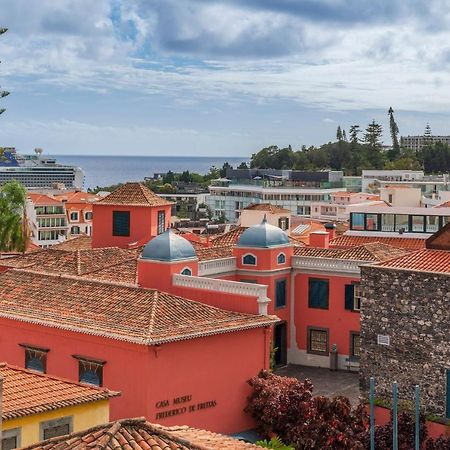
[360, 266, 450, 417]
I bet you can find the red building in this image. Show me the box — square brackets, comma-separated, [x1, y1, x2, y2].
[91, 183, 173, 249]
[0, 182, 412, 434]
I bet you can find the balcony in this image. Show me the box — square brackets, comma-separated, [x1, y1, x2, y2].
[198, 257, 236, 276]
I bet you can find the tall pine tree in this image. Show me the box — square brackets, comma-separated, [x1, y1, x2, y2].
[387, 107, 400, 160]
[364, 120, 384, 168]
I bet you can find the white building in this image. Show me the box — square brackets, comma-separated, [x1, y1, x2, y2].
[26, 193, 68, 248]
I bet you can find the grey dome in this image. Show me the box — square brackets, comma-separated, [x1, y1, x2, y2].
[237, 218, 290, 248]
[141, 229, 197, 261]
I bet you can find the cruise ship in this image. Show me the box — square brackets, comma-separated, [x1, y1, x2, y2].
[0, 148, 84, 189]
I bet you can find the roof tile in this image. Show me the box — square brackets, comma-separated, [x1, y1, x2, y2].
[329, 234, 426, 250]
[0, 271, 278, 346]
[0, 363, 118, 420]
[96, 183, 173, 207]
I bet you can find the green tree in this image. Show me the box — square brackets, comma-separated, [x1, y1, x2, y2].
[0, 180, 29, 252]
[0, 28, 9, 116]
[387, 107, 400, 160]
[349, 125, 361, 145]
[179, 170, 192, 183]
[237, 161, 249, 169]
[219, 162, 233, 178]
[336, 126, 343, 142]
[363, 120, 384, 168]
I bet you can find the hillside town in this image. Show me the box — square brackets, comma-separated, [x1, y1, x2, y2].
[1, 3, 450, 449]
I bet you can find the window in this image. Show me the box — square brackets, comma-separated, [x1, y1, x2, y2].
[85, 211, 93, 221]
[388, 194, 393, 203]
[350, 213, 364, 230]
[345, 283, 361, 311]
[40, 417, 72, 441]
[308, 278, 329, 309]
[74, 355, 105, 386]
[275, 279, 287, 308]
[278, 217, 289, 231]
[365, 213, 379, 231]
[277, 253, 286, 264]
[112, 211, 130, 236]
[181, 267, 192, 276]
[21, 344, 49, 373]
[411, 215, 425, 232]
[2, 428, 21, 450]
[71, 226, 80, 235]
[350, 332, 360, 358]
[394, 214, 408, 232]
[157, 210, 166, 235]
[242, 253, 256, 265]
[70, 212, 79, 221]
[307, 327, 329, 355]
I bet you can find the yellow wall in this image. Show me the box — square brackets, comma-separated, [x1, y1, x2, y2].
[3, 399, 110, 447]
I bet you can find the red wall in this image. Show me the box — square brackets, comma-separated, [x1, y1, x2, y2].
[92, 204, 171, 249]
[294, 273, 360, 355]
[0, 317, 269, 433]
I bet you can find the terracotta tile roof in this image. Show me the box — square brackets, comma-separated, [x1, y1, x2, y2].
[196, 246, 234, 261]
[53, 191, 101, 204]
[0, 363, 119, 420]
[434, 200, 450, 208]
[0, 271, 278, 345]
[211, 227, 304, 247]
[372, 248, 450, 274]
[96, 183, 173, 207]
[52, 235, 93, 251]
[242, 203, 291, 214]
[294, 242, 408, 262]
[1, 247, 139, 281]
[23, 418, 258, 450]
[329, 234, 426, 250]
[27, 193, 63, 206]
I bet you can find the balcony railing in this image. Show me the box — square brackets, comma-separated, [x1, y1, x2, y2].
[198, 257, 236, 276]
[292, 256, 361, 274]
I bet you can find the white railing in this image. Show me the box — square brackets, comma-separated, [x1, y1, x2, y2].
[198, 257, 236, 276]
[172, 274, 271, 315]
[292, 256, 362, 274]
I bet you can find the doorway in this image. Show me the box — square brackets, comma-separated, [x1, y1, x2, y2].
[274, 322, 287, 366]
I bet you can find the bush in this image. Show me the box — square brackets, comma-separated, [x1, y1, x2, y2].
[246, 370, 368, 450]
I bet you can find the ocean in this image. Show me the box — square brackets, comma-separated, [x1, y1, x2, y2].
[52, 155, 250, 189]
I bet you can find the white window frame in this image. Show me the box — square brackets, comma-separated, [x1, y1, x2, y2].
[70, 211, 79, 222]
[242, 253, 257, 266]
[180, 267, 192, 276]
[277, 252, 286, 265]
[353, 284, 362, 311]
[84, 211, 93, 221]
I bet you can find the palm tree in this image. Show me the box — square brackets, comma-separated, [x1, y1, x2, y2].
[0, 180, 29, 253]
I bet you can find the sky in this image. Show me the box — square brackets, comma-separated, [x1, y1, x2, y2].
[1, 0, 450, 156]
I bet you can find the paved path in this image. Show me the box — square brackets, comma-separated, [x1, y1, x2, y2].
[275, 364, 360, 405]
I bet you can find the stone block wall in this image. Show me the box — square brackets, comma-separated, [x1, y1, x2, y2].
[360, 266, 450, 417]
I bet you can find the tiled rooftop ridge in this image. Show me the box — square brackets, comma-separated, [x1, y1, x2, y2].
[22, 417, 259, 449]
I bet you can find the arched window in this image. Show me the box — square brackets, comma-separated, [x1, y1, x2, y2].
[242, 254, 257, 265]
[277, 253, 286, 264]
[71, 226, 80, 235]
[181, 267, 192, 276]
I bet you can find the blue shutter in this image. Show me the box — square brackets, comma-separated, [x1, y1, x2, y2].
[276, 279, 286, 307]
[345, 284, 355, 310]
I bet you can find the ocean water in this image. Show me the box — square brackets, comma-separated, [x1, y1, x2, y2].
[52, 155, 250, 189]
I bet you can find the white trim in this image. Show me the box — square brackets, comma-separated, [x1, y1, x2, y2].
[292, 256, 363, 275]
[242, 253, 257, 266]
[198, 257, 236, 276]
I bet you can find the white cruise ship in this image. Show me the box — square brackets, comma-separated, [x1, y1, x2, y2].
[0, 147, 84, 189]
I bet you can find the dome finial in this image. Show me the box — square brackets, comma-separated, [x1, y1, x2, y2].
[262, 214, 267, 223]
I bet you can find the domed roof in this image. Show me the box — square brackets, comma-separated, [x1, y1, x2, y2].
[237, 218, 290, 248]
[141, 229, 197, 261]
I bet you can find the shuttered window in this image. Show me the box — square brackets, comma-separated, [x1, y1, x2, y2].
[308, 278, 329, 309]
[308, 328, 329, 354]
[275, 279, 287, 308]
[112, 211, 130, 236]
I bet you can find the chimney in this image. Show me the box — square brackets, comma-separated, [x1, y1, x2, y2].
[309, 230, 330, 249]
[324, 222, 337, 240]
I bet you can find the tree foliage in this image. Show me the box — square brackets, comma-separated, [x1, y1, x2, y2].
[246, 370, 450, 450]
[0, 180, 28, 252]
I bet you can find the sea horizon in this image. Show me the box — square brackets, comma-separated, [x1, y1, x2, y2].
[47, 154, 251, 189]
